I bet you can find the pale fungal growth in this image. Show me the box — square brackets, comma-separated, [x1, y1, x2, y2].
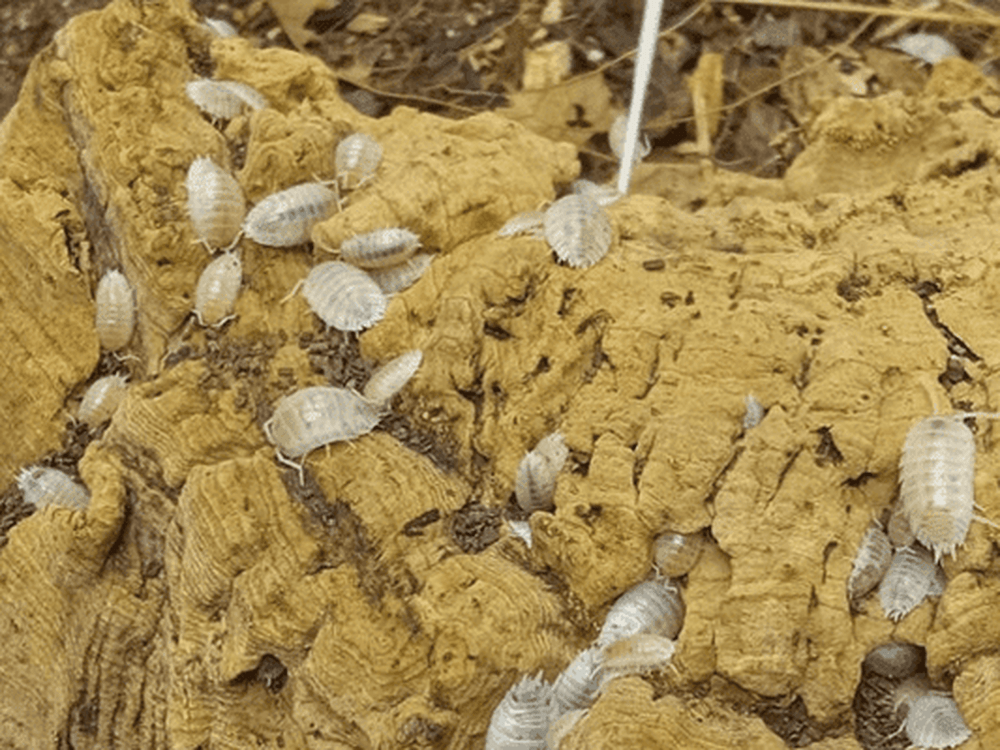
[335, 133, 383, 189]
[847, 523, 893, 602]
[484, 673, 552, 750]
[894, 680, 972, 750]
[862, 642, 924, 680]
[543, 194, 612, 269]
[78, 374, 129, 427]
[95, 269, 135, 351]
[878, 543, 940, 622]
[185, 157, 245, 250]
[597, 577, 685, 648]
[899, 415, 977, 561]
[301, 261, 387, 332]
[263, 386, 381, 463]
[243, 183, 339, 247]
[186, 79, 267, 120]
[366, 253, 434, 296]
[338, 227, 421, 269]
[609, 113, 651, 163]
[497, 210, 545, 238]
[743, 394, 765, 429]
[362, 350, 422, 408]
[514, 432, 569, 513]
[652, 531, 704, 577]
[17, 467, 90, 511]
[601, 633, 676, 682]
[549, 647, 602, 724]
[194, 251, 242, 326]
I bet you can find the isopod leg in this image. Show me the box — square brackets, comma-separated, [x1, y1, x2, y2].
[274, 449, 306, 485]
[222, 230, 244, 253]
[279, 279, 304, 304]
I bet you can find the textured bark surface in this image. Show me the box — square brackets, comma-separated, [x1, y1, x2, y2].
[1, 0, 1000, 748]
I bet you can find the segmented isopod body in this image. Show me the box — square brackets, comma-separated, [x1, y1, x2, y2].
[339, 228, 421, 269]
[263, 386, 380, 460]
[848, 523, 893, 602]
[17, 467, 90, 510]
[601, 633, 676, 680]
[95, 270, 135, 351]
[862, 642, 924, 680]
[899, 415, 976, 561]
[652, 531, 705, 577]
[879, 543, 939, 622]
[335, 133, 383, 189]
[363, 350, 422, 407]
[897, 689, 972, 749]
[543, 194, 612, 268]
[186, 79, 267, 120]
[185, 157, 245, 249]
[301, 261, 387, 332]
[549, 647, 602, 724]
[78, 374, 129, 427]
[366, 253, 434, 296]
[194, 251, 242, 326]
[497, 210, 545, 238]
[597, 577, 685, 647]
[243, 183, 338, 247]
[609, 113, 651, 163]
[743, 394, 765, 429]
[515, 432, 569, 513]
[484, 673, 552, 750]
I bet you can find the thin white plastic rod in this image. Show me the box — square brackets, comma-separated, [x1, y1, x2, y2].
[616, 0, 665, 195]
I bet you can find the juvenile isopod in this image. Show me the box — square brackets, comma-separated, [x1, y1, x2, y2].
[497, 210, 545, 239]
[515, 432, 569, 513]
[194, 251, 242, 326]
[95, 270, 135, 351]
[894, 680, 972, 750]
[301, 261, 387, 332]
[17, 467, 90, 511]
[78, 374, 129, 427]
[652, 531, 705, 577]
[243, 183, 339, 247]
[264, 386, 380, 463]
[597, 577, 685, 648]
[185, 157, 245, 250]
[335, 133, 383, 190]
[338, 228, 421, 269]
[570, 179, 623, 207]
[366, 253, 434, 296]
[507, 519, 533, 548]
[201, 17, 238, 37]
[743, 394, 765, 429]
[549, 647, 602, 724]
[362, 350, 422, 408]
[186, 78, 267, 120]
[608, 113, 651, 164]
[847, 523, 893, 602]
[543, 194, 612, 269]
[484, 673, 552, 750]
[899, 415, 977, 561]
[878, 543, 940, 622]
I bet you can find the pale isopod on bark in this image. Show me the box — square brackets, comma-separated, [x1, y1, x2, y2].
[878, 543, 940, 622]
[362, 350, 422, 408]
[894, 681, 972, 750]
[366, 253, 434, 296]
[899, 415, 977, 561]
[515, 432, 569, 513]
[78, 374, 129, 427]
[507, 519, 533, 548]
[652, 531, 705, 577]
[601, 633, 676, 681]
[201, 17, 237, 37]
[497, 210, 545, 239]
[17, 467, 90, 511]
[609, 113, 651, 163]
[543, 194, 612, 269]
[186, 79, 267, 120]
[862, 642, 925, 680]
[484, 673, 552, 750]
[194, 251, 242, 326]
[243, 183, 339, 247]
[95, 270, 135, 351]
[301, 261, 387, 332]
[263, 386, 381, 462]
[185, 157, 245, 250]
[597, 577, 685, 648]
[743, 394, 765, 429]
[549, 647, 602, 724]
[338, 228, 421, 269]
[335, 133, 383, 190]
[847, 523, 893, 602]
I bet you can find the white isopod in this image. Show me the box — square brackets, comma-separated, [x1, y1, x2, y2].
[549, 647, 602, 724]
[515, 432, 569, 513]
[301, 261, 387, 332]
[743, 394, 765, 429]
[652, 531, 705, 577]
[185, 157, 245, 250]
[201, 17, 238, 37]
[264, 386, 381, 463]
[484, 673, 552, 750]
[335, 133, 383, 190]
[497, 210, 545, 239]
[899, 415, 979, 561]
[95, 270, 135, 351]
[243, 183, 339, 247]
[194, 251, 242, 326]
[609, 113, 651, 163]
[895, 683, 972, 750]
[597, 577, 685, 648]
[543, 194, 612, 269]
[507, 519, 533, 548]
[600, 633, 676, 682]
[186, 78, 267, 120]
[17, 467, 90, 511]
[366, 253, 434, 296]
[878, 543, 940, 622]
[339, 228, 421, 269]
[363, 350, 422, 408]
[847, 523, 893, 602]
[78, 374, 129, 427]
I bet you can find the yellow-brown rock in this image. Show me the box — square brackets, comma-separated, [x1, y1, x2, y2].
[5, 0, 1000, 747]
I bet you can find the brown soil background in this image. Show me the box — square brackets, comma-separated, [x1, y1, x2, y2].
[2, 0, 1000, 748]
